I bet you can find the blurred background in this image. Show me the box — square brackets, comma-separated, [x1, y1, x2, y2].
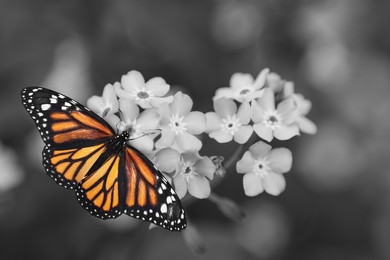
[1, 0, 390, 259]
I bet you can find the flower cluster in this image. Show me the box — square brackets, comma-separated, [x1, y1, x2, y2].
[87, 70, 216, 200]
[208, 68, 316, 196]
[87, 69, 316, 201]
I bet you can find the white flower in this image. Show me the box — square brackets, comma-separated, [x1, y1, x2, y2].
[252, 88, 299, 142]
[206, 98, 253, 144]
[236, 141, 292, 196]
[115, 70, 173, 109]
[156, 92, 206, 152]
[87, 83, 119, 117]
[214, 68, 269, 103]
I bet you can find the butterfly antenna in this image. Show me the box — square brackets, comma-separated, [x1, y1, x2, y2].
[129, 129, 162, 141]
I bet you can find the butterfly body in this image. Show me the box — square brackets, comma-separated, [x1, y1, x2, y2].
[21, 87, 186, 231]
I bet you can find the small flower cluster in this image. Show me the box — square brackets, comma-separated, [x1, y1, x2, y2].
[87, 69, 316, 201]
[209, 69, 316, 196]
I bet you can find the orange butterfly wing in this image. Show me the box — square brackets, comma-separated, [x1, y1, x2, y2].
[22, 87, 114, 188]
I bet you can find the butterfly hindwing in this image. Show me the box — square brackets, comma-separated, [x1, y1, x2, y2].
[75, 153, 123, 219]
[123, 147, 187, 231]
[42, 143, 107, 189]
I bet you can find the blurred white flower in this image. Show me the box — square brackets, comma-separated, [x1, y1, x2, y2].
[0, 142, 24, 193]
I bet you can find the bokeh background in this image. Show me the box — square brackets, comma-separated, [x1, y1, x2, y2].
[1, 0, 390, 259]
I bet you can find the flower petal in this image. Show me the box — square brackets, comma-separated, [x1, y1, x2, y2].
[273, 124, 299, 140]
[176, 132, 202, 151]
[121, 70, 145, 92]
[253, 123, 274, 142]
[87, 96, 105, 116]
[135, 99, 152, 109]
[248, 141, 272, 159]
[154, 148, 181, 173]
[137, 109, 160, 131]
[155, 126, 175, 148]
[105, 114, 121, 131]
[184, 111, 206, 134]
[253, 68, 269, 90]
[251, 99, 266, 123]
[115, 84, 135, 100]
[262, 172, 286, 196]
[268, 148, 292, 174]
[188, 175, 211, 199]
[277, 98, 296, 118]
[145, 77, 169, 96]
[214, 98, 237, 119]
[236, 151, 255, 174]
[119, 99, 139, 124]
[171, 92, 193, 117]
[297, 117, 317, 134]
[150, 96, 174, 107]
[213, 87, 236, 100]
[193, 157, 215, 180]
[258, 88, 275, 111]
[236, 102, 251, 124]
[243, 172, 264, 196]
[233, 125, 253, 144]
[130, 136, 154, 153]
[230, 73, 254, 90]
[158, 103, 171, 125]
[205, 112, 223, 133]
[173, 174, 188, 199]
[209, 130, 233, 143]
[102, 83, 119, 113]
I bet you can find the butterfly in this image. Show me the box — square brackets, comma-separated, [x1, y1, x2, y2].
[21, 87, 186, 231]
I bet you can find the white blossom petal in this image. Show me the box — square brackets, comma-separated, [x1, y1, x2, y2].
[297, 117, 317, 134]
[214, 98, 237, 119]
[121, 70, 145, 92]
[230, 73, 254, 90]
[183, 111, 206, 134]
[236, 151, 255, 174]
[273, 124, 299, 140]
[173, 174, 188, 199]
[236, 102, 251, 124]
[243, 172, 264, 196]
[253, 123, 274, 142]
[193, 157, 215, 180]
[188, 175, 211, 199]
[171, 92, 193, 117]
[248, 141, 272, 159]
[262, 172, 286, 196]
[209, 130, 233, 143]
[233, 125, 253, 144]
[145, 77, 169, 96]
[176, 132, 202, 151]
[268, 148, 292, 174]
[205, 112, 223, 133]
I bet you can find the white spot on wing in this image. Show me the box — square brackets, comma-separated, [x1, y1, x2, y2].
[41, 104, 51, 111]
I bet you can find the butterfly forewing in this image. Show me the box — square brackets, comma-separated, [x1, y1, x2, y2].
[21, 87, 114, 148]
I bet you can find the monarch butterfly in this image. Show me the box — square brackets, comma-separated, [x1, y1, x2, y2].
[21, 87, 186, 231]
